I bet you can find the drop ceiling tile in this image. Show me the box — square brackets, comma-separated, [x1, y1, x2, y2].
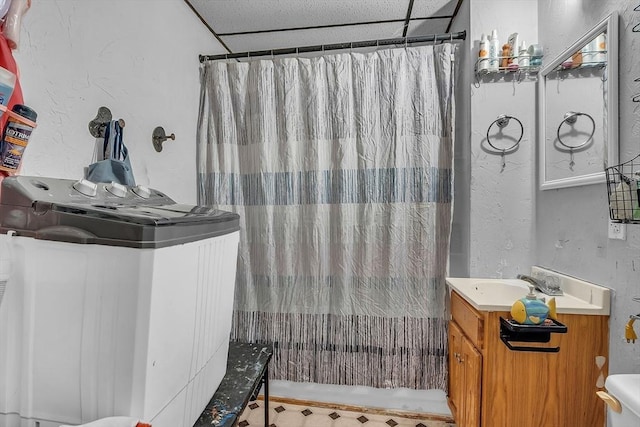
[188, 0, 411, 34]
[411, 0, 458, 18]
[216, 22, 407, 54]
[406, 18, 450, 37]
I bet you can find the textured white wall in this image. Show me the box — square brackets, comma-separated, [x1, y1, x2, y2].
[536, 0, 640, 375]
[13, 0, 226, 204]
[449, 0, 471, 277]
[468, 0, 539, 278]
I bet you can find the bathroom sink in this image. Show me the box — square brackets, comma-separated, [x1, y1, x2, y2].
[447, 279, 531, 311]
[446, 269, 611, 315]
[467, 279, 530, 298]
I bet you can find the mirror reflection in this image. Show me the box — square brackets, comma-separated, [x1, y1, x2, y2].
[544, 33, 607, 181]
[539, 12, 618, 190]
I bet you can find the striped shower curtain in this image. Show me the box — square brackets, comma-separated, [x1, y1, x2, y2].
[197, 43, 457, 390]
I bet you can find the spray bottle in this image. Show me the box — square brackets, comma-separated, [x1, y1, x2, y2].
[488, 29, 500, 72]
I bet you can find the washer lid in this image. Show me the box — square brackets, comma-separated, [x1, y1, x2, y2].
[0, 176, 240, 248]
[51, 202, 237, 226]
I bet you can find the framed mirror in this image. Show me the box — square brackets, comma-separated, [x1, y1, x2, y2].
[538, 12, 618, 190]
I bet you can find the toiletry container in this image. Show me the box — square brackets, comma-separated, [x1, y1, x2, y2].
[594, 32, 606, 64]
[507, 33, 519, 66]
[0, 104, 37, 173]
[0, 67, 15, 111]
[598, 374, 640, 427]
[500, 44, 510, 69]
[488, 29, 500, 72]
[581, 39, 594, 67]
[571, 50, 583, 68]
[528, 44, 543, 66]
[517, 41, 530, 68]
[477, 34, 489, 73]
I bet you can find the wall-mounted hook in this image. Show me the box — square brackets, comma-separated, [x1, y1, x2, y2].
[152, 126, 176, 152]
[88, 106, 125, 138]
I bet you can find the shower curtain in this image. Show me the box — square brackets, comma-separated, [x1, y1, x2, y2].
[197, 43, 457, 390]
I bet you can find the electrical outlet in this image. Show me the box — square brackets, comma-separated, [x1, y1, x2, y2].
[608, 221, 626, 240]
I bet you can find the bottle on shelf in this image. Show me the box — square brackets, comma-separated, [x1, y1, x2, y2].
[517, 41, 530, 68]
[581, 39, 594, 67]
[488, 29, 500, 72]
[478, 33, 489, 73]
[594, 32, 606, 64]
[571, 50, 583, 68]
[507, 32, 519, 67]
[500, 44, 511, 69]
[528, 43, 543, 67]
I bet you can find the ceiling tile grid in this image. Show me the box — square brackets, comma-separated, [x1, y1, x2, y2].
[187, 0, 462, 54]
[222, 22, 407, 53]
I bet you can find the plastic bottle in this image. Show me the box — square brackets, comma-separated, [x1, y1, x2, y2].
[594, 32, 606, 64]
[3, 0, 30, 50]
[0, 66, 15, 111]
[488, 29, 500, 72]
[0, 104, 36, 173]
[0, 0, 12, 20]
[581, 39, 594, 67]
[477, 34, 489, 73]
[528, 44, 543, 67]
[571, 50, 583, 68]
[500, 44, 510, 69]
[507, 33, 519, 65]
[517, 41, 530, 68]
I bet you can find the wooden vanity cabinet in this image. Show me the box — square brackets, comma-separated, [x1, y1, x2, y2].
[448, 321, 481, 427]
[447, 289, 609, 427]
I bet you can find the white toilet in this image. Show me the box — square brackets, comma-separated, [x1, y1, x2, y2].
[597, 374, 640, 426]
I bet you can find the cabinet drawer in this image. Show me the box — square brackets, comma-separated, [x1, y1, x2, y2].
[451, 290, 484, 350]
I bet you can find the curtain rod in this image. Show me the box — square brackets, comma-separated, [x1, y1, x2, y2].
[199, 30, 466, 63]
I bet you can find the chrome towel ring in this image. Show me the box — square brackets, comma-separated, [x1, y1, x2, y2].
[556, 111, 595, 168]
[486, 114, 524, 169]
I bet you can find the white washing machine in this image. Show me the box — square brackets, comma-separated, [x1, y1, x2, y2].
[0, 176, 240, 427]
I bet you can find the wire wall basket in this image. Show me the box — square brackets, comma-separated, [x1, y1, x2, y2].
[605, 153, 640, 223]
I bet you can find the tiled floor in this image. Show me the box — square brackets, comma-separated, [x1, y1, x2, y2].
[238, 399, 456, 427]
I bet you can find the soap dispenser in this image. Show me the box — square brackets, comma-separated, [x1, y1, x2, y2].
[510, 285, 556, 325]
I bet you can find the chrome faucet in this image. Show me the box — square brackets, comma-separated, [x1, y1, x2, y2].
[517, 274, 563, 296]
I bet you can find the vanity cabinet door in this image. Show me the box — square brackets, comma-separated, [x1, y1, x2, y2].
[448, 320, 463, 419]
[461, 334, 482, 427]
[448, 320, 482, 427]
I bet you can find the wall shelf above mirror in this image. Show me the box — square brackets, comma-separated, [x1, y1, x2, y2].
[538, 12, 618, 190]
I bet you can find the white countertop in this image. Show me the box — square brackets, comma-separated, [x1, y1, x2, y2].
[446, 273, 611, 316]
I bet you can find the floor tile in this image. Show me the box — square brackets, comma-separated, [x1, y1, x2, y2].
[237, 399, 456, 427]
